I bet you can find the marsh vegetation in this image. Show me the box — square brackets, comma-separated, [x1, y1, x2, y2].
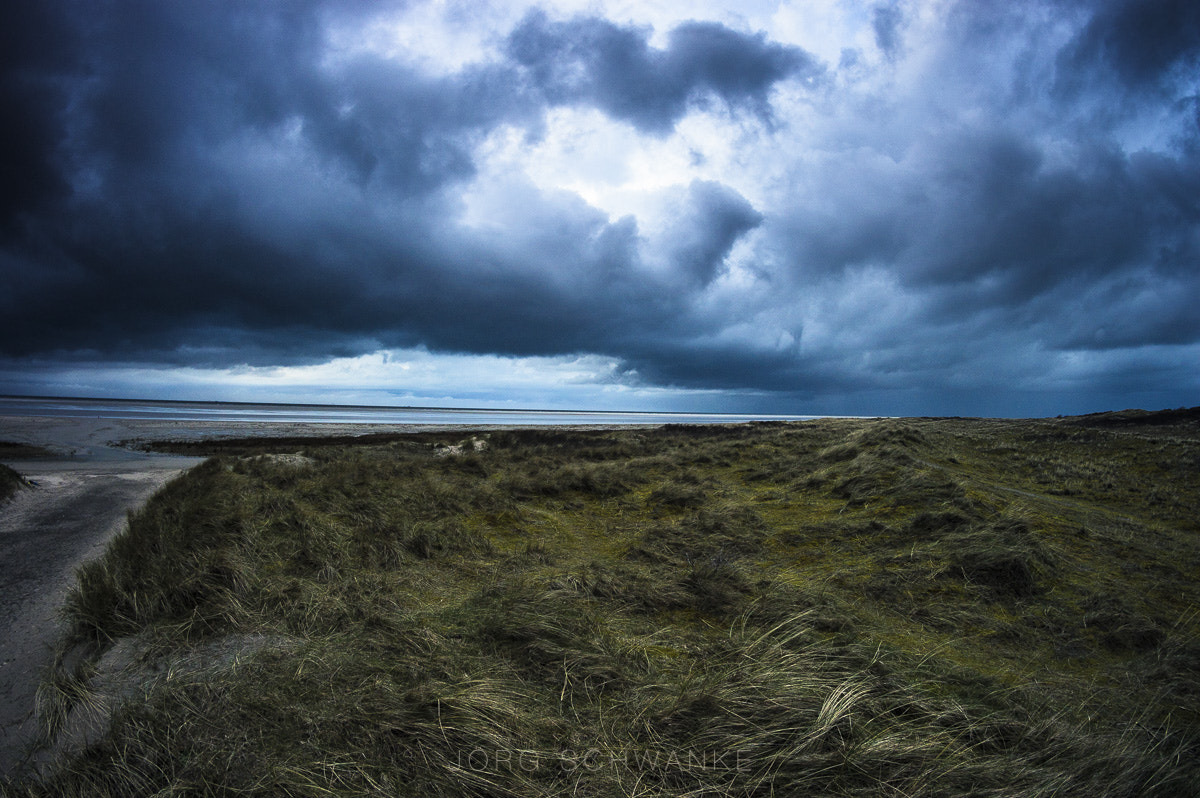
[6, 412, 1200, 795]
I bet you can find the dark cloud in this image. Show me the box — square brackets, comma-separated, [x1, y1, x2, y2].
[618, 341, 857, 396]
[0, 1, 781, 369]
[71, 0, 534, 195]
[1053, 0, 1200, 142]
[1, 0, 1197, 414]
[1063, 0, 1200, 91]
[667, 182, 763, 286]
[756, 0, 1200, 410]
[76, 1, 320, 171]
[781, 0, 1200, 311]
[0, 1, 80, 228]
[505, 10, 819, 133]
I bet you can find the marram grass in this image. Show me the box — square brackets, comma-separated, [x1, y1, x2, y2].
[5, 414, 1199, 796]
[0, 462, 28, 504]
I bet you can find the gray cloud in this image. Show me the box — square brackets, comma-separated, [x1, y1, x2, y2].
[872, 3, 904, 60]
[505, 10, 820, 133]
[1, 0, 1197, 414]
[772, 1, 1200, 349]
[0, 1, 80, 228]
[1062, 0, 1200, 91]
[73, 0, 536, 196]
[1, 1, 782, 364]
[666, 181, 763, 287]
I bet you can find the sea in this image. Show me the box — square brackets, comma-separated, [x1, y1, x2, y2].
[0, 395, 816, 427]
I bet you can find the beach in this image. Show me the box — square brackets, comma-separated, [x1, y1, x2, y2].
[0, 412, 499, 459]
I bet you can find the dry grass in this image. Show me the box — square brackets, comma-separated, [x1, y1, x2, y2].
[5, 411, 1199, 796]
[0, 461, 32, 503]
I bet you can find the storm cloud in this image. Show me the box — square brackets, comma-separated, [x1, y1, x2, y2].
[0, 0, 1197, 415]
[506, 9, 820, 133]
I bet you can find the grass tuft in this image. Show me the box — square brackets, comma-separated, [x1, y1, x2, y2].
[1, 462, 29, 504]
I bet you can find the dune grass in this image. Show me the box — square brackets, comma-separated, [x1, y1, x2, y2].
[0, 462, 29, 504]
[2, 440, 52, 502]
[5, 413, 1200, 795]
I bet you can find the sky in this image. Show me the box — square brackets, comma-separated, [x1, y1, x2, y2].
[1, 0, 1198, 417]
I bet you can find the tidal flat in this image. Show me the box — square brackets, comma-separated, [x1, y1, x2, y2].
[7, 410, 1200, 796]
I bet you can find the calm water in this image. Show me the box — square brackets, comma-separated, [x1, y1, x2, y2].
[0, 395, 814, 426]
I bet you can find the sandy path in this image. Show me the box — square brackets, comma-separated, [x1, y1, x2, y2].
[1, 414, 211, 777]
[0, 457, 202, 776]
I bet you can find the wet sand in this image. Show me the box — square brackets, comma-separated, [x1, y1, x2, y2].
[0, 414, 492, 459]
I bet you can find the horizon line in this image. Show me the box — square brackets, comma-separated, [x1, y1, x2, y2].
[0, 393, 830, 419]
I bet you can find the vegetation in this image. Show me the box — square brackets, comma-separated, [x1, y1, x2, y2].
[6, 411, 1200, 796]
[1, 441, 51, 503]
[0, 462, 27, 504]
[0, 441, 53, 460]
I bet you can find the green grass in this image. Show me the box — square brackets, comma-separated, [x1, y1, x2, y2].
[6, 412, 1200, 796]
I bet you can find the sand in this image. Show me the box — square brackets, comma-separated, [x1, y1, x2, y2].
[0, 416, 213, 774]
[0, 413, 462, 776]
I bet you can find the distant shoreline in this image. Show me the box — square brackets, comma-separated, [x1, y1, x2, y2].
[0, 395, 823, 428]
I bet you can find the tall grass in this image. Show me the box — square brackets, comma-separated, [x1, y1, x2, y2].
[6, 414, 1199, 795]
[1, 462, 28, 503]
